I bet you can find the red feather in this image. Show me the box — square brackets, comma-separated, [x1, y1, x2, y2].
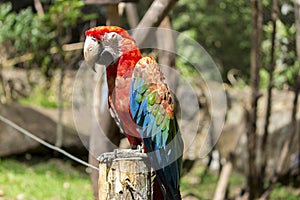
[86, 26, 132, 41]
[86, 26, 142, 146]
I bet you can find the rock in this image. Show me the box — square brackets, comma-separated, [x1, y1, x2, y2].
[0, 103, 88, 157]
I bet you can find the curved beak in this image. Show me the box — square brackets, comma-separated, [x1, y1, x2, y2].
[84, 36, 99, 72]
[91, 65, 96, 72]
[84, 36, 115, 71]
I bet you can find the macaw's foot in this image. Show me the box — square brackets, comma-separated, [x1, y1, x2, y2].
[137, 144, 145, 153]
[130, 144, 144, 152]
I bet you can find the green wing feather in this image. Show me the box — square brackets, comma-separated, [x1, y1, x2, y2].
[129, 56, 183, 199]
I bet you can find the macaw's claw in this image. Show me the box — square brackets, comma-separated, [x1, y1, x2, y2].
[137, 144, 145, 153]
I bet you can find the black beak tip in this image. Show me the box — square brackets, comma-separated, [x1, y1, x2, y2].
[92, 65, 96, 72]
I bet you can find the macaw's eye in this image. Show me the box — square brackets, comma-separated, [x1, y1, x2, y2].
[111, 33, 117, 38]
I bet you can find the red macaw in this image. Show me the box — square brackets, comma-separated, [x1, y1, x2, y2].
[84, 26, 183, 200]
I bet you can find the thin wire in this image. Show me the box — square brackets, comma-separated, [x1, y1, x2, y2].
[0, 114, 99, 171]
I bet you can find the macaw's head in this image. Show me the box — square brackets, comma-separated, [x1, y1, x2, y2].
[84, 26, 137, 71]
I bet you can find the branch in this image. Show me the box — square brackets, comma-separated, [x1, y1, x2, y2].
[62, 42, 84, 51]
[34, 0, 44, 16]
[213, 111, 246, 200]
[259, 0, 278, 187]
[132, 0, 178, 45]
[2, 53, 34, 68]
[2, 43, 83, 68]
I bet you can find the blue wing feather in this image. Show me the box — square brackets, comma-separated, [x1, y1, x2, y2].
[129, 56, 183, 200]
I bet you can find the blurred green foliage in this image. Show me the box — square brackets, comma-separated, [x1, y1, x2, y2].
[45, 0, 84, 30]
[0, 0, 299, 106]
[0, 3, 49, 53]
[173, 0, 252, 82]
[260, 1, 299, 89]
[0, 1, 96, 106]
[270, 183, 300, 200]
[173, 0, 299, 89]
[0, 1, 91, 78]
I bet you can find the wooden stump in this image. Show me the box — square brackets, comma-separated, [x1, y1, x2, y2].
[98, 149, 153, 200]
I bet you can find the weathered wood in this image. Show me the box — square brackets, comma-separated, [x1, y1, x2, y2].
[98, 149, 153, 200]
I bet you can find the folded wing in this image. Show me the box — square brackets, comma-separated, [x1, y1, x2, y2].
[129, 56, 183, 199]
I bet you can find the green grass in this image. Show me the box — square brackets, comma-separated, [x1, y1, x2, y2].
[0, 158, 299, 200]
[181, 169, 217, 199]
[0, 158, 93, 200]
[180, 164, 246, 199]
[270, 183, 300, 200]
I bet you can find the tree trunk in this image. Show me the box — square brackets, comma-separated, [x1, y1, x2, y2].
[258, 2, 300, 198]
[297, 0, 300, 184]
[125, 3, 139, 28]
[157, 16, 178, 93]
[247, 0, 263, 199]
[106, 4, 121, 26]
[259, 0, 278, 191]
[296, 0, 300, 59]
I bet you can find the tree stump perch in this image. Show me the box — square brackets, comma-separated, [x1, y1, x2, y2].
[98, 149, 153, 200]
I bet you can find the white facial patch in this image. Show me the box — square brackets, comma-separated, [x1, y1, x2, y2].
[84, 36, 100, 67]
[101, 32, 122, 61]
